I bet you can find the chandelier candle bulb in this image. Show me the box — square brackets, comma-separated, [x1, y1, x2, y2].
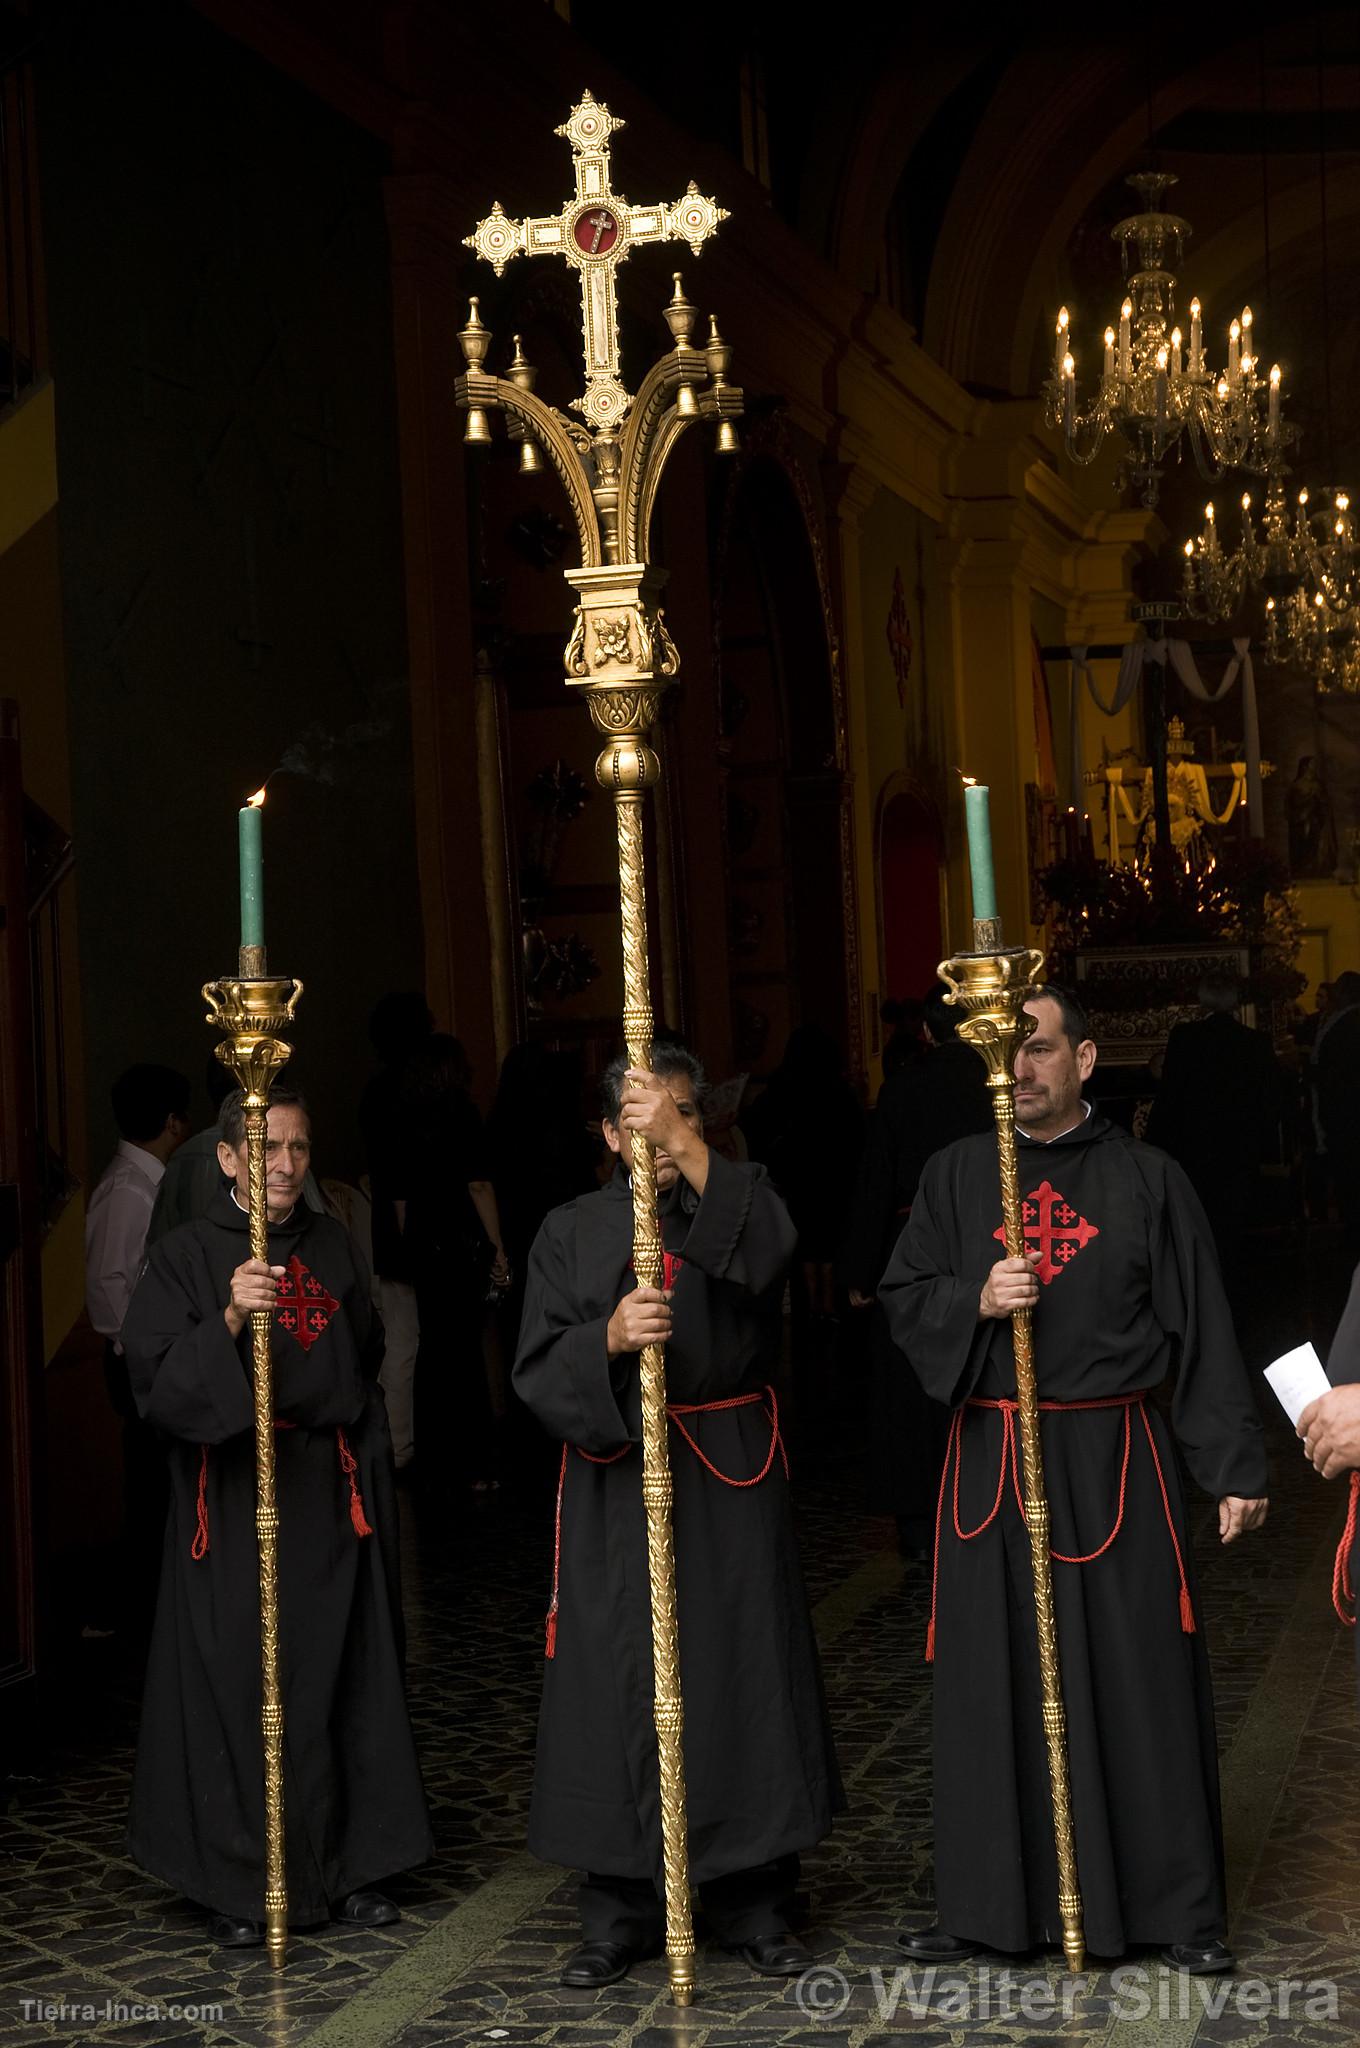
[961, 778, 998, 926]
[1171, 326, 1183, 376]
[1228, 320, 1241, 385]
[1062, 353, 1075, 432]
[1268, 365, 1281, 445]
[1103, 327, 1115, 381]
[1189, 297, 1202, 375]
[1054, 307, 1069, 380]
[1119, 298, 1132, 380]
[1155, 348, 1169, 435]
[238, 789, 265, 957]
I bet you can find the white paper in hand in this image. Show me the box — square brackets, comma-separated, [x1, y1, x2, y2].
[1264, 1342, 1331, 1426]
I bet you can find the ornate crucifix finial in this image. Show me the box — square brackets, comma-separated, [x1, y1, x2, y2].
[464, 91, 728, 431]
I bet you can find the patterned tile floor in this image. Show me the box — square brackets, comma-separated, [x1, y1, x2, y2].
[4, 1254, 1360, 2048]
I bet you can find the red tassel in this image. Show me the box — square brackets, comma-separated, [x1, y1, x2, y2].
[191, 1445, 210, 1560]
[1179, 1584, 1196, 1635]
[545, 1605, 558, 1660]
[1332, 1472, 1359, 1627]
[336, 1428, 374, 1538]
[925, 1618, 936, 1664]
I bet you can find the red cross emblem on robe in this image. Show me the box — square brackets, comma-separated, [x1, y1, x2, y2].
[274, 1254, 339, 1351]
[993, 1178, 1099, 1285]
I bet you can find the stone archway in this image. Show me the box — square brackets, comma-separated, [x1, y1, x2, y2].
[711, 449, 856, 1079]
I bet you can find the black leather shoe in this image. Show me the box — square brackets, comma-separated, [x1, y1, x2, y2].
[332, 1890, 400, 1927]
[208, 1913, 263, 1948]
[731, 1929, 812, 1976]
[1162, 1939, 1235, 1976]
[560, 1938, 660, 1987]
[896, 1925, 980, 1962]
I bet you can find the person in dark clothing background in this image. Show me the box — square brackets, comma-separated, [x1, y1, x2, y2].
[84, 1061, 191, 1632]
[486, 1041, 599, 1345]
[1315, 971, 1360, 1262]
[744, 1023, 863, 1320]
[1145, 973, 1285, 1291]
[879, 996, 929, 1080]
[397, 1034, 510, 1491]
[358, 992, 433, 1472]
[844, 982, 993, 1553]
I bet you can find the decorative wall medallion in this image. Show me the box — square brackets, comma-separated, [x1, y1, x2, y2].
[887, 565, 913, 707]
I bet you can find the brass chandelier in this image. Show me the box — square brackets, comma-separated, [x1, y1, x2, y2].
[1180, 478, 1359, 688]
[1043, 173, 1287, 509]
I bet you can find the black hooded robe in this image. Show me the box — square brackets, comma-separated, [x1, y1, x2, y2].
[879, 1114, 1267, 1956]
[512, 1151, 843, 1888]
[121, 1190, 433, 1923]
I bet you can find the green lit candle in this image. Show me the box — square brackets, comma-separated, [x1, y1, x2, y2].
[963, 779, 998, 923]
[239, 787, 265, 951]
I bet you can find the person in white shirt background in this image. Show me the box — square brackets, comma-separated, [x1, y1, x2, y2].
[84, 1063, 191, 1634]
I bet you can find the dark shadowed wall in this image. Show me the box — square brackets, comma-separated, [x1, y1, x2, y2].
[39, 0, 422, 1180]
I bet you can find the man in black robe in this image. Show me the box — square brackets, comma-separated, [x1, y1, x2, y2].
[513, 1040, 842, 1988]
[1145, 972, 1285, 1284]
[121, 1085, 432, 1947]
[844, 982, 993, 1552]
[880, 986, 1268, 1975]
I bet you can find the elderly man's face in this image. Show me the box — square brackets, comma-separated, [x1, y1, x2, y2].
[603, 1070, 702, 1191]
[217, 1104, 311, 1221]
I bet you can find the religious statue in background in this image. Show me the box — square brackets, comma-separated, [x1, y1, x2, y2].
[1284, 755, 1338, 879]
[1093, 719, 1269, 873]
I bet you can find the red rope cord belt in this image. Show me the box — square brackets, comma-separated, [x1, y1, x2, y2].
[544, 1384, 788, 1660]
[1333, 1471, 1360, 1628]
[190, 1420, 373, 1560]
[925, 1389, 1195, 1663]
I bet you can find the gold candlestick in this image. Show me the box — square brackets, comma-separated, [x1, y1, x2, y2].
[456, 97, 740, 2005]
[201, 957, 304, 1973]
[938, 925, 1085, 1976]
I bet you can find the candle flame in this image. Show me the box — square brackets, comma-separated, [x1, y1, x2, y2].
[960, 773, 977, 786]
[246, 786, 266, 808]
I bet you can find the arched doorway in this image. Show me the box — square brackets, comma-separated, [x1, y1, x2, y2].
[877, 781, 944, 1009]
[713, 456, 852, 1078]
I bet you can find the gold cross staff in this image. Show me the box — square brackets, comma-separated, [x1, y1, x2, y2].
[464, 92, 727, 430]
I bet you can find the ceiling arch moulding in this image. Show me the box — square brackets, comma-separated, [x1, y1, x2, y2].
[825, 46, 981, 292]
[990, 26, 1360, 400]
[1188, 164, 1360, 316]
[923, 31, 1275, 396]
[923, 45, 1131, 384]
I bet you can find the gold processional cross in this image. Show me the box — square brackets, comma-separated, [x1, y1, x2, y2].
[465, 92, 728, 429]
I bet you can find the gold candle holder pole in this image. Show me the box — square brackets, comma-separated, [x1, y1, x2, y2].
[201, 957, 305, 1973]
[938, 926, 1085, 1976]
[456, 95, 742, 2006]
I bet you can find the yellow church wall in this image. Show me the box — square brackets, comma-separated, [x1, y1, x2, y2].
[846, 480, 952, 1077]
[1292, 882, 1360, 1000]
